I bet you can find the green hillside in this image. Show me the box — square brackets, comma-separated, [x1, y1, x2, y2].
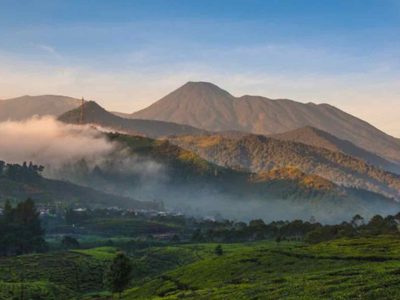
[125, 237, 400, 299]
[57, 132, 398, 222]
[0, 161, 158, 210]
[169, 134, 400, 200]
[3, 237, 400, 299]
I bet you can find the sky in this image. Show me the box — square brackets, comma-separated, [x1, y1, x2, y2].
[0, 0, 399, 136]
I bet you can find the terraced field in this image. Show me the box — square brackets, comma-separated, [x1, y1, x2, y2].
[0, 247, 117, 299]
[2, 237, 400, 299]
[125, 237, 400, 299]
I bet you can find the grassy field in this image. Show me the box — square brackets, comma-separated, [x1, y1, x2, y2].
[0, 248, 118, 299]
[124, 237, 400, 300]
[2, 236, 400, 299]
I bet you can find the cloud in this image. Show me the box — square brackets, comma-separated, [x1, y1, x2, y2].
[0, 116, 114, 167]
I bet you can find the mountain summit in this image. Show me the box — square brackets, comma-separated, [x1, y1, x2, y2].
[59, 100, 206, 138]
[131, 82, 400, 163]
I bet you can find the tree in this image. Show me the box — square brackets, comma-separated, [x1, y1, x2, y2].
[61, 236, 80, 249]
[351, 214, 364, 228]
[214, 245, 223, 256]
[0, 198, 47, 256]
[105, 252, 133, 299]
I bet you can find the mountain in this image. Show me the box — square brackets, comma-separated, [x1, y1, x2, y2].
[168, 134, 400, 200]
[59, 101, 207, 138]
[131, 82, 400, 163]
[0, 95, 81, 121]
[52, 131, 399, 223]
[271, 126, 400, 174]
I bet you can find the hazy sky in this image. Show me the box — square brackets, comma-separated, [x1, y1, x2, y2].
[0, 0, 399, 136]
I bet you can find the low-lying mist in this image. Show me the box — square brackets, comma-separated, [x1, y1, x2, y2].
[0, 116, 113, 167]
[0, 117, 398, 224]
[0, 116, 167, 199]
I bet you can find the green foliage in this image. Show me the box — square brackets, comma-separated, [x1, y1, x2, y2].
[74, 247, 118, 261]
[61, 235, 80, 249]
[0, 280, 73, 300]
[214, 245, 223, 256]
[170, 134, 400, 200]
[105, 252, 133, 297]
[0, 198, 47, 256]
[0, 248, 116, 298]
[125, 238, 400, 299]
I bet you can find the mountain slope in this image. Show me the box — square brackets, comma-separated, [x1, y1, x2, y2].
[51, 131, 399, 223]
[168, 134, 400, 200]
[0, 95, 81, 121]
[0, 162, 157, 210]
[58, 101, 207, 138]
[131, 82, 400, 163]
[271, 126, 400, 174]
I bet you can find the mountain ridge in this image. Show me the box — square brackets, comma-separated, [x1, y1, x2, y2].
[58, 101, 207, 138]
[168, 133, 400, 200]
[131, 82, 400, 163]
[0, 95, 81, 121]
[270, 126, 400, 174]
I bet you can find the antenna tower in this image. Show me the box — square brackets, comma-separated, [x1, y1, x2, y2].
[80, 97, 85, 124]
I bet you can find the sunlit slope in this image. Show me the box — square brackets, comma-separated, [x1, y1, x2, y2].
[125, 237, 400, 299]
[131, 81, 400, 163]
[169, 134, 400, 200]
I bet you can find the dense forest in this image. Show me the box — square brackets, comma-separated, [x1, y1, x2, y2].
[169, 134, 400, 199]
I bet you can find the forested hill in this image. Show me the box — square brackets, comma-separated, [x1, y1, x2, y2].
[271, 126, 400, 174]
[54, 132, 399, 222]
[168, 134, 400, 200]
[0, 160, 158, 210]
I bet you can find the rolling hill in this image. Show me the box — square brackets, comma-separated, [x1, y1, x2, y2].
[0, 95, 81, 121]
[168, 134, 400, 200]
[131, 81, 400, 163]
[271, 126, 400, 174]
[59, 101, 207, 138]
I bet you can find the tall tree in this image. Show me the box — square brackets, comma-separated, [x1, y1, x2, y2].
[105, 252, 133, 299]
[0, 199, 47, 256]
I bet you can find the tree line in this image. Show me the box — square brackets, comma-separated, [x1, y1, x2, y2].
[0, 160, 44, 182]
[189, 214, 400, 244]
[0, 199, 47, 256]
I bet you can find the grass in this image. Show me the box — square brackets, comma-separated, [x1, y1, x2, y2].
[0, 248, 117, 299]
[0, 280, 73, 300]
[3, 236, 400, 299]
[73, 246, 118, 260]
[124, 237, 400, 299]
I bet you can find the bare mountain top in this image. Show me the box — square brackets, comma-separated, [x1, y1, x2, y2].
[59, 101, 207, 138]
[271, 126, 400, 174]
[131, 82, 400, 163]
[0, 95, 81, 121]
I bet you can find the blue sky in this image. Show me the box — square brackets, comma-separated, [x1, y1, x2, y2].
[0, 0, 399, 135]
